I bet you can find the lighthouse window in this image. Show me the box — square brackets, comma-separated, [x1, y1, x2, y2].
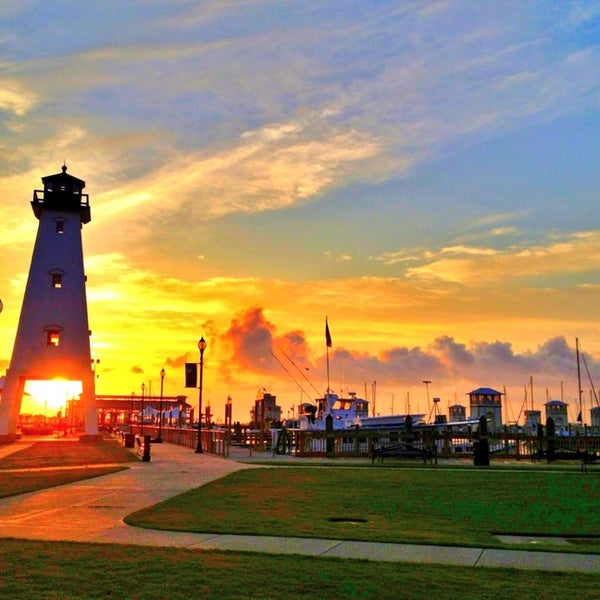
[56, 221, 64, 234]
[52, 273, 63, 288]
[47, 330, 60, 347]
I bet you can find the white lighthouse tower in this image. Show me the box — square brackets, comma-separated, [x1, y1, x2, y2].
[0, 166, 98, 440]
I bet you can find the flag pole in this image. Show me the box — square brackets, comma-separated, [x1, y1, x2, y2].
[325, 317, 331, 396]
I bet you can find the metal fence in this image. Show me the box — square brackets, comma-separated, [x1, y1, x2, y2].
[129, 423, 600, 462]
[273, 427, 600, 460]
[130, 425, 229, 457]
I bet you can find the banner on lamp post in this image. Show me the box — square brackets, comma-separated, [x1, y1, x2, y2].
[184, 363, 197, 388]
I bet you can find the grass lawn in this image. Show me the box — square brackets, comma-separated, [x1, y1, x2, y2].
[0, 439, 135, 497]
[1, 441, 599, 598]
[1, 538, 599, 600]
[125, 466, 600, 553]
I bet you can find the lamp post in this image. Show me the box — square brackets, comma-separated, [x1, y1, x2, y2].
[141, 383, 145, 436]
[130, 392, 135, 433]
[423, 380, 431, 421]
[195, 337, 206, 454]
[69, 397, 74, 434]
[158, 368, 166, 442]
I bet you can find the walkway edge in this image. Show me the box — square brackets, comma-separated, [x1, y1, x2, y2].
[93, 525, 600, 573]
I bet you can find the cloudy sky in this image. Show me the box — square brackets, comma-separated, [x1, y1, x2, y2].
[1, 1, 600, 423]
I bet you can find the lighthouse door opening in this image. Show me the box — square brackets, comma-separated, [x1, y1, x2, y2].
[20, 379, 83, 434]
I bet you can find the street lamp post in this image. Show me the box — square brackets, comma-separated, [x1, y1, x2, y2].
[423, 380, 431, 421]
[195, 337, 206, 454]
[141, 383, 145, 437]
[130, 392, 135, 433]
[158, 368, 166, 442]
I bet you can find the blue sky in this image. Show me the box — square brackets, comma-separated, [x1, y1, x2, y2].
[1, 1, 600, 422]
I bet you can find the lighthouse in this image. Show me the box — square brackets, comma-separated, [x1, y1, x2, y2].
[0, 166, 98, 439]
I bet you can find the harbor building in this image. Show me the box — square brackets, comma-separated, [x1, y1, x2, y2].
[591, 406, 600, 430]
[544, 400, 569, 433]
[524, 409, 542, 433]
[449, 404, 467, 422]
[468, 387, 503, 432]
[252, 392, 282, 430]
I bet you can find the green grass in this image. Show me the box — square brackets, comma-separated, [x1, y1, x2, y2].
[1, 441, 599, 597]
[1, 538, 599, 600]
[0, 439, 137, 469]
[125, 466, 600, 552]
[0, 467, 128, 497]
[0, 439, 135, 497]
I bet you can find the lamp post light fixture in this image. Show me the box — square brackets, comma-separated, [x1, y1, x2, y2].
[91, 358, 100, 379]
[195, 337, 207, 454]
[158, 368, 166, 442]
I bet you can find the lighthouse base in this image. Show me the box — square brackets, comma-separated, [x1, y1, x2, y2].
[79, 433, 103, 443]
[0, 433, 22, 445]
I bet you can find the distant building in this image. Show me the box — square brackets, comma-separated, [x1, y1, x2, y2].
[252, 392, 282, 430]
[545, 400, 569, 433]
[468, 387, 503, 432]
[448, 404, 467, 422]
[591, 406, 600, 430]
[95, 395, 190, 429]
[524, 409, 542, 433]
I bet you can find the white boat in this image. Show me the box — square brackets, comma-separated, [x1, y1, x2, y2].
[293, 392, 425, 431]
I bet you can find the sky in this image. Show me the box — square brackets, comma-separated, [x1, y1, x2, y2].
[1, 1, 600, 424]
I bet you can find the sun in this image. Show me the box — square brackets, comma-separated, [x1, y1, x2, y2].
[22, 380, 83, 416]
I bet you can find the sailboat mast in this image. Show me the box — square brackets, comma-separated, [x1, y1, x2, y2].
[372, 381, 376, 417]
[530, 376, 534, 413]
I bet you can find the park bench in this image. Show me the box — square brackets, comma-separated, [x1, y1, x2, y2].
[532, 449, 599, 471]
[371, 442, 436, 465]
[578, 451, 599, 473]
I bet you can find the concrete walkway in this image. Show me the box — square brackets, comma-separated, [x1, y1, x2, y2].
[0, 440, 599, 573]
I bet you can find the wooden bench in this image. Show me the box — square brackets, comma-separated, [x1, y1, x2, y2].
[371, 442, 436, 465]
[532, 449, 599, 471]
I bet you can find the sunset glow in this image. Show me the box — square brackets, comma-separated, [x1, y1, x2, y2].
[22, 380, 82, 416]
[1, 3, 599, 425]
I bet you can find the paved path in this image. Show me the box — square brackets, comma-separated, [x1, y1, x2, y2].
[0, 440, 599, 573]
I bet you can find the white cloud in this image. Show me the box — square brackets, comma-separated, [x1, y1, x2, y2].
[404, 230, 600, 285]
[0, 79, 36, 116]
[95, 119, 381, 223]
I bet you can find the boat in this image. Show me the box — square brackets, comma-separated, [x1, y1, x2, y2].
[292, 392, 426, 431]
[270, 391, 426, 455]
[270, 320, 424, 446]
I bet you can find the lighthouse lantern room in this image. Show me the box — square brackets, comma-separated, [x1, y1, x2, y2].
[0, 166, 98, 440]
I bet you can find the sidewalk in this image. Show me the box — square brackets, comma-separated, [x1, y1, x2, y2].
[0, 441, 598, 573]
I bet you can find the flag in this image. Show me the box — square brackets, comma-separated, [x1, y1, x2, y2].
[325, 318, 332, 348]
[185, 363, 197, 388]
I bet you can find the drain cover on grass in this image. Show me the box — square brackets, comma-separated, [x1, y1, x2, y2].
[496, 534, 570, 545]
[328, 517, 368, 523]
